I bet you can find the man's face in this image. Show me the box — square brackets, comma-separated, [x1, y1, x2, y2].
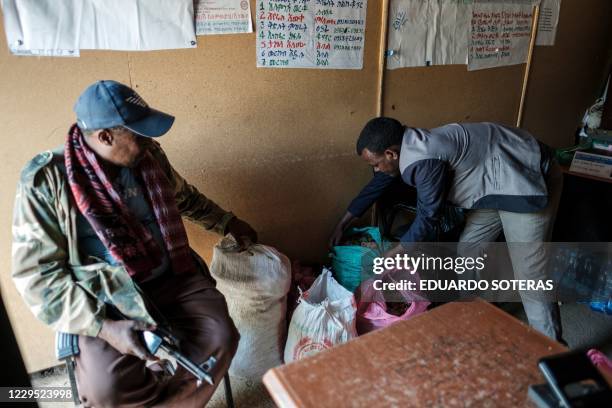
[360, 148, 400, 176]
[98, 128, 152, 168]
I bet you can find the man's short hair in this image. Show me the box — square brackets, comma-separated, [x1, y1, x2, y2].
[356, 117, 405, 155]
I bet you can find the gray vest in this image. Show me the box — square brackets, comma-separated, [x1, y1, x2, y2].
[399, 122, 550, 212]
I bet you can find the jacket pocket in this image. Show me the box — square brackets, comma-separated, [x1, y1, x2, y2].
[71, 261, 107, 281]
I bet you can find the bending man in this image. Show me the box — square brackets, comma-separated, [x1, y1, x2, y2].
[330, 117, 562, 341]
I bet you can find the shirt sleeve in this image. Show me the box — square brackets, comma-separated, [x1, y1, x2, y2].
[399, 159, 448, 244]
[12, 174, 106, 337]
[347, 171, 398, 217]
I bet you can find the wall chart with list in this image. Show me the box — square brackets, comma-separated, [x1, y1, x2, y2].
[256, 0, 368, 69]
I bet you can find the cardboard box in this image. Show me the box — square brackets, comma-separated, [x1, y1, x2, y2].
[569, 151, 612, 180]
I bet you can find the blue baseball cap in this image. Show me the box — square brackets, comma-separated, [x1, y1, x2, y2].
[74, 80, 174, 138]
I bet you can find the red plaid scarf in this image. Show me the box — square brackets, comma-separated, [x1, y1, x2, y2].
[65, 124, 196, 280]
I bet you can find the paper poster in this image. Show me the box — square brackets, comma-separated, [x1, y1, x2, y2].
[2, 0, 81, 52]
[535, 0, 561, 46]
[468, 1, 534, 71]
[195, 0, 253, 35]
[386, 0, 431, 69]
[256, 0, 368, 69]
[2, 0, 197, 55]
[8, 48, 80, 58]
[433, 0, 473, 65]
[387, 0, 473, 69]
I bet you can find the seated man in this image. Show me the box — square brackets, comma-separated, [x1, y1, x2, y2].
[12, 80, 257, 407]
[330, 117, 563, 341]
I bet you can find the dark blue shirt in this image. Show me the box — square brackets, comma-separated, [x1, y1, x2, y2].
[347, 159, 448, 243]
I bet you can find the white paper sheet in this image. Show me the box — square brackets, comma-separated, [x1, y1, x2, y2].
[387, 0, 473, 69]
[256, 0, 368, 69]
[195, 0, 253, 35]
[433, 0, 473, 65]
[2, 0, 81, 52]
[468, 1, 534, 71]
[386, 0, 431, 69]
[1, 0, 197, 54]
[535, 0, 561, 46]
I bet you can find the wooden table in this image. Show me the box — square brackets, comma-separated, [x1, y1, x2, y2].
[264, 300, 571, 407]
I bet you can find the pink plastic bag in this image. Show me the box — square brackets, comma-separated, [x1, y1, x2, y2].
[356, 269, 429, 335]
[587, 349, 612, 375]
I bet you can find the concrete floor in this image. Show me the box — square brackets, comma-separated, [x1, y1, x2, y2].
[30, 302, 611, 407]
[562, 304, 612, 355]
[501, 302, 612, 355]
[31, 366, 275, 408]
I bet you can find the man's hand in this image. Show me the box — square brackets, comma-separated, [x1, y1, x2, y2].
[226, 218, 258, 250]
[328, 225, 345, 249]
[328, 212, 357, 249]
[382, 243, 407, 260]
[97, 319, 158, 361]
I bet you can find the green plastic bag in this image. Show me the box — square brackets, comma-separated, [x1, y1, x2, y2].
[330, 227, 389, 293]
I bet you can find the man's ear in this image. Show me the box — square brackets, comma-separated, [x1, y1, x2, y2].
[97, 129, 114, 146]
[384, 148, 399, 161]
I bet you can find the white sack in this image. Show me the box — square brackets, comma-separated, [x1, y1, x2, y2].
[210, 236, 290, 379]
[284, 268, 357, 363]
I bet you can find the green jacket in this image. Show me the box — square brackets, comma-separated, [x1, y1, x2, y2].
[12, 142, 234, 337]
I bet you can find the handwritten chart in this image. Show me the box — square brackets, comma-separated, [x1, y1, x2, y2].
[536, 0, 561, 46]
[468, 2, 534, 71]
[256, 0, 368, 69]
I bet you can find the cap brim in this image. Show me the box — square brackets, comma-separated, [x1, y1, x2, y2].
[124, 109, 175, 138]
